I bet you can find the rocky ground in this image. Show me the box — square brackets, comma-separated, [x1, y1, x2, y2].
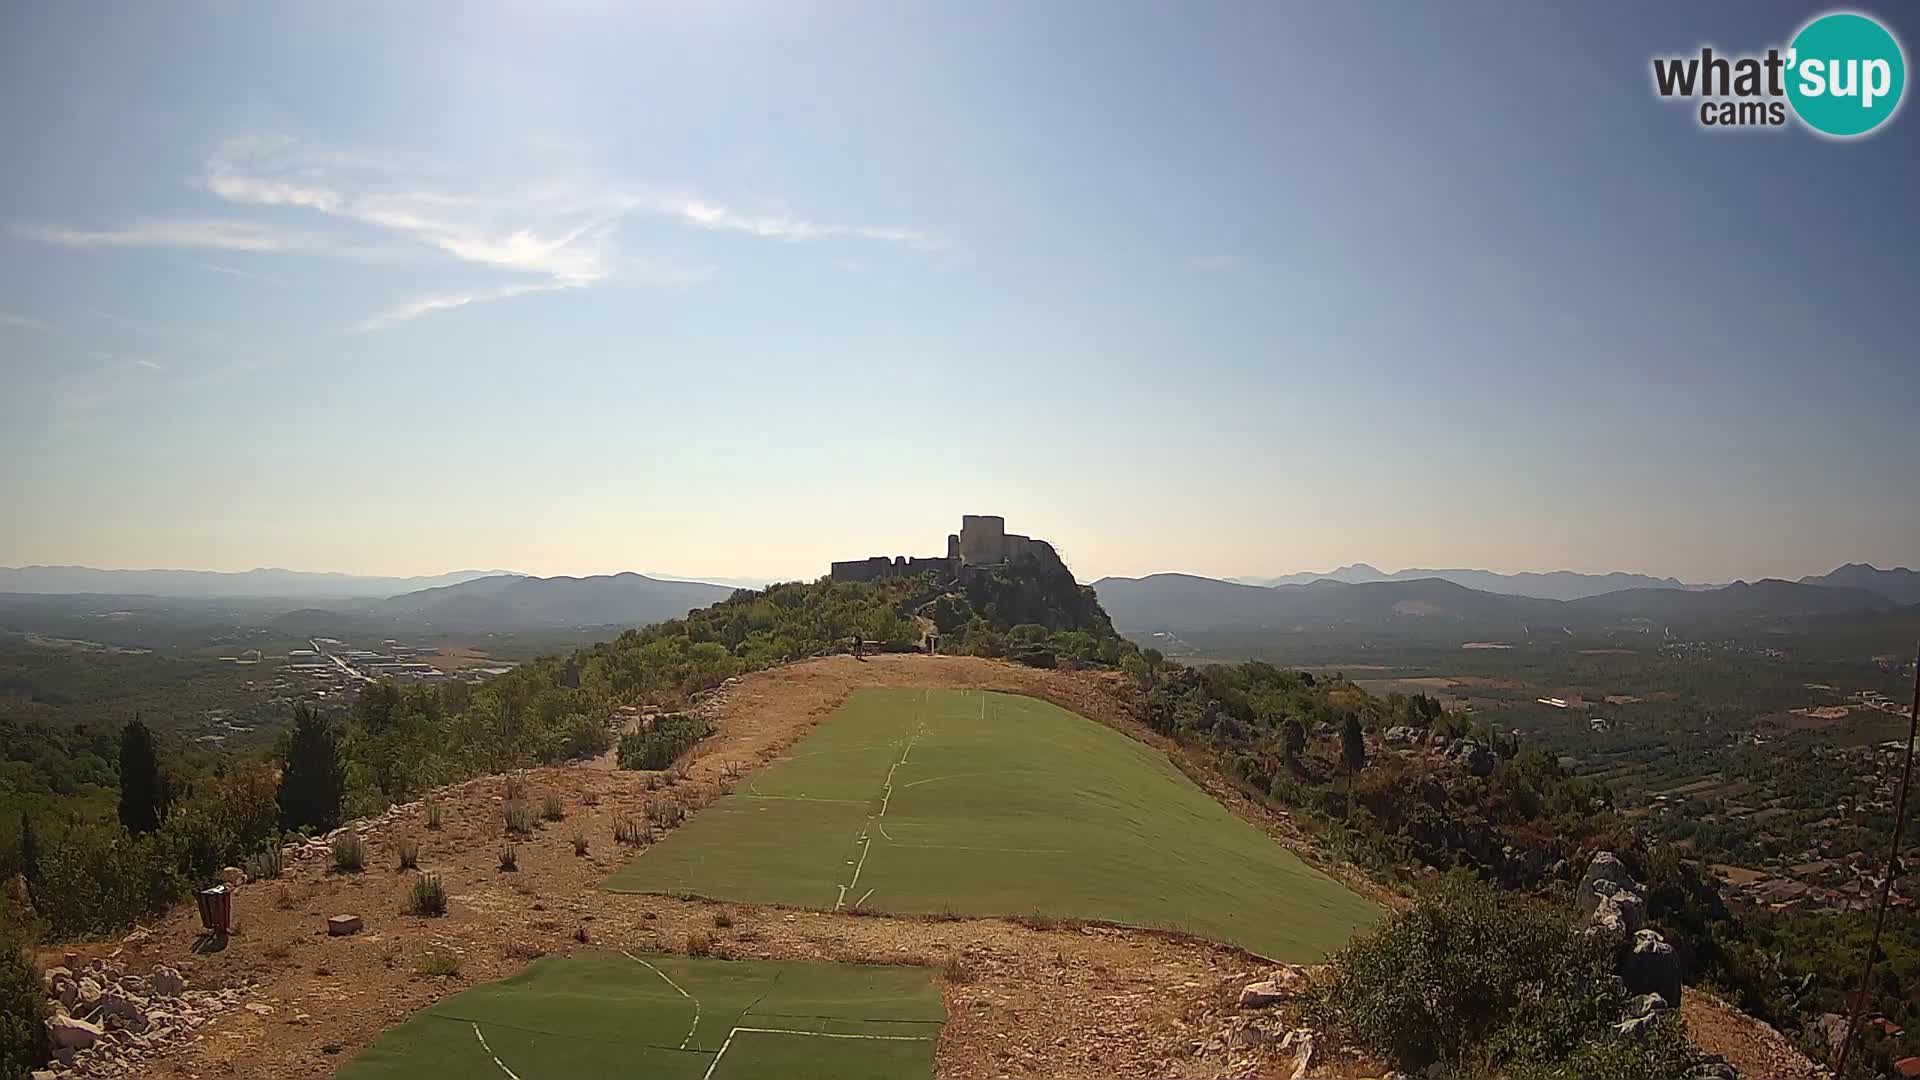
[34, 654, 1814, 1079]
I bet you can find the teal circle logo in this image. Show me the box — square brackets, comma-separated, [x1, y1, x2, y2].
[1787, 12, 1906, 137]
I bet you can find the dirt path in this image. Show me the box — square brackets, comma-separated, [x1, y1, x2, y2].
[67, 656, 1350, 1079]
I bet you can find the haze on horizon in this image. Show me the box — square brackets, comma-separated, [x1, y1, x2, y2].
[3, 3, 1916, 588]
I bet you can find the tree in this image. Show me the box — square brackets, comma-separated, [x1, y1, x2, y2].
[1283, 718, 1308, 760]
[118, 718, 168, 835]
[277, 706, 346, 834]
[1342, 714, 1367, 814]
[15, 817, 38, 890]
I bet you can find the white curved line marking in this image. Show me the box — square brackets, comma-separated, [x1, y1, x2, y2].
[472, 1023, 522, 1080]
[702, 1025, 935, 1080]
[624, 951, 700, 1049]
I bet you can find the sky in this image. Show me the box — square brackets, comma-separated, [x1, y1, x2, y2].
[2, 1, 1917, 586]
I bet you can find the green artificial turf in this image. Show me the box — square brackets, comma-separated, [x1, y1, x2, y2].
[604, 688, 1378, 960]
[336, 950, 944, 1080]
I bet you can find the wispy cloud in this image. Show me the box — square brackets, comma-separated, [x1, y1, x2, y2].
[14, 218, 379, 260]
[190, 260, 286, 286]
[0, 312, 50, 332]
[15, 133, 936, 329]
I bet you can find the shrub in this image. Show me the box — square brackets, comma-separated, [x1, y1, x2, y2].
[686, 930, 712, 957]
[617, 714, 712, 771]
[541, 792, 565, 822]
[580, 789, 601, 808]
[712, 911, 733, 929]
[498, 845, 519, 872]
[0, 904, 49, 1079]
[1509, 1012, 1698, 1080]
[407, 874, 447, 917]
[504, 801, 533, 836]
[416, 947, 462, 977]
[247, 844, 284, 882]
[395, 836, 420, 871]
[423, 797, 443, 831]
[329, 833, 367, 873]
[572, 832, 590, 856]
[942, 953, 974, 984]
[1301, 872, 1625, 1073]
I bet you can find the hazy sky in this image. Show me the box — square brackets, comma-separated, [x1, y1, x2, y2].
[3, 2, 1916, 585]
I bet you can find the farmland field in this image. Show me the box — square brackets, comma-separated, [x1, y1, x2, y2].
[605, 688, 1378, 959]
[336, 951, 945, 1080]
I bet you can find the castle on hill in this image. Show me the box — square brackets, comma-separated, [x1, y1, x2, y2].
[829, 514, 1061, 583]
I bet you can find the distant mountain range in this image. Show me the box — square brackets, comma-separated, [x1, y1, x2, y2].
[1228, 563, 1705, 601]
[1092, 566, 1909, 641]
[0, 565, 517, 599]
[1799, 563, 1920, 606]
[370, 572, 736, 628]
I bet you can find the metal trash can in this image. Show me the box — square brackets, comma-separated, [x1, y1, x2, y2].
[196, 884, 233, 935]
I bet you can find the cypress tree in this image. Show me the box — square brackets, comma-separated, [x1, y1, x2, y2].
[277, 706, 346, 833]
[118, 718, 168, 835]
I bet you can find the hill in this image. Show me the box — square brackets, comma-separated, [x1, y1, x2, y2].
[1800, 562, 1920, 605]
[375, 572, 737, 628]
[1233, 563, 1702, 600]
[1092, 571, 1895, 642]
[0, 565, 515, 599]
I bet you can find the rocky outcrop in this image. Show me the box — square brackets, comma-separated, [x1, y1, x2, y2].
[1445, 738, 1496, 777]
[1578, 851, 1683, 1008]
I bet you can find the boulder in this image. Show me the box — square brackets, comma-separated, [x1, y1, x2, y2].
[148, 966, 184, 997]
[1446, 738, 1496, 777]
[97, 993, 149, 1032]
[46, 1014, 103, 1052]
[75, 977, 103, 1012]
[1591, 889, 1648, 936]
[1281, 1029, 1320, 1080]
[1237, 967, 1307, 1008]
[1580, 852, 1638, 903]
[40, 965, 71, 990]
[1622, 929, 1682, 1006]
[221, 866, 247, 887]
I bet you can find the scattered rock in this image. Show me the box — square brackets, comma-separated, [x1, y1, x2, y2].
[221, 866, 247, 887]
[327, 914, 364, 936]
[1628, 992, 1671, 1018]
[47, 1014, 103, 1052]
[244, 1003, 274, 1017]
[1237, 967, 1307, 1008]
[148, 966, 184, 997]
[75, 977, 103, 1012]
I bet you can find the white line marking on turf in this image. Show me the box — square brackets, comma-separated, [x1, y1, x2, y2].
[624, 951, 701, 1049]
[702, 1024, 936, 1080]
[854, 887, 875, 909]
[834, 693, 930, 911]
[472, 1023, 522, 1080]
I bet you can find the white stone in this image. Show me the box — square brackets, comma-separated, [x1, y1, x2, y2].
[148, 966, 184, 997]
[47, 1014, 103, 1051]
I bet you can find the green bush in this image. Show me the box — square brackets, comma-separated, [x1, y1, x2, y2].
[1509, 1012, 1698, 1080]
[541, 792, 565, 822]
[406, 873, 447, 917]
[0, 902, 49, 1080]
[329, 833, 367, 873]
[1302, 872, 1626, 1073]
[498, 845, 518, 872]
[617, 714, 712, 771]
[416, 946, 462, 977]
[423, 796, 443, 831]
[396, 837, 419, 871]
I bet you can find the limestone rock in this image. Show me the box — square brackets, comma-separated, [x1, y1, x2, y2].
[97, 993, 149, 1032]
[1237, 967, 1307, 1008]
[47, 1014, 103, 1052]
[148, 966, 184, 997]
[75, 977, 103, 1012]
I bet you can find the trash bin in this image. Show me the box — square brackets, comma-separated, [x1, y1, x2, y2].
[196, 884, 233, 935]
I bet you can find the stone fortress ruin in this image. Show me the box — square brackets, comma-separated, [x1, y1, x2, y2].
[830, 515, 1062, 582]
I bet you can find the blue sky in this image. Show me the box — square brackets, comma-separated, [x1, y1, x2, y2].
[2, 1, 1916, 584]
